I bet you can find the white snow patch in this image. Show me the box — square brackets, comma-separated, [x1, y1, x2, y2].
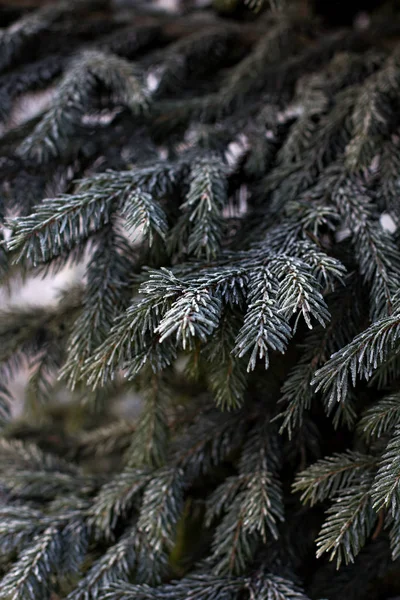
[380, 212, 397, 233]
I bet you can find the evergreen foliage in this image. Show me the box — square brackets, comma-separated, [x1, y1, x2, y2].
[2, 0, 400, 599]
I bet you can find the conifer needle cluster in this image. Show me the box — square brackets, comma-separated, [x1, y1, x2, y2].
[1, 0, 400, 598]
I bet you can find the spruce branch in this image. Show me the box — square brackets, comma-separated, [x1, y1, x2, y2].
[137, 467, 185, 558]
[7, 190, 116, 266]
[293, 452, 378, 507]
[233, 266, 291, 372]
[358, 393, 400, 441]
[126, 373, 171, 469]
[2, 5, 400, 599]
[313, 308, 400, 406]
[121, 190, 168, 248]
[66, 527, 141, 600]
[207, 425, 283, 575]
[0, 302, 71, 379]
[82, 292, 173, 389]
[209, 498, 257, 575]
[0, 499, 90, 600]
[278, 49, 385, 168]
[204, 308, 248, 410]
[7, 163, 177, 268]
[61, 227, 137, 388]
[0, 525, 63, 600]
[372, 424, 400, 514]
[156, 288, 222, 350]
[0, 439, 98, 501]
[170, 155, 228, 260]
[74, 421, 136, 459]
[248, 572, 311, 600]
[18, 49, 150, 162]
[368, 346, 400, 389]
[0, 506, 47, 556]
[91, 469, 151, 539]
[276, 359, 315, 437]
[25, 343, 64, 415]
[0, 468, 97, 502]
[100, 574, 243, 600]
[234, 426, 283, 540]
[147, 27, 238, 99]
[310, 536, 392, 600]
[272, 255, 331, 329]
[0, 0, 92, 74]
[345, 46, 400, 171]
[219, 17, 303, 110]
[206, 477, 244, 526]
[315, 478, 377, 567]
[331, 175, 400, 319]
[277, 278, 364, 436]
[377, 133, 400, 215]
[0, 54, 65, 124]
[0, 438, 78, 475]
[171, 409, 246, 481]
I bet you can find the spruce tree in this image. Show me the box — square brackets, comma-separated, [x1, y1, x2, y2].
[2, 0, 400, 598]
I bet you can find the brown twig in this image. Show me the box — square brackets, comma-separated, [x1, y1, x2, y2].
[372, 510, 385, 540]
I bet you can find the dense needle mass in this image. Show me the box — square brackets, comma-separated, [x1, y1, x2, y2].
[1, 0, 400, 599]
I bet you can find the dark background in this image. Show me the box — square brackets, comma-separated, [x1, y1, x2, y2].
[0, 0, 394, 24]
